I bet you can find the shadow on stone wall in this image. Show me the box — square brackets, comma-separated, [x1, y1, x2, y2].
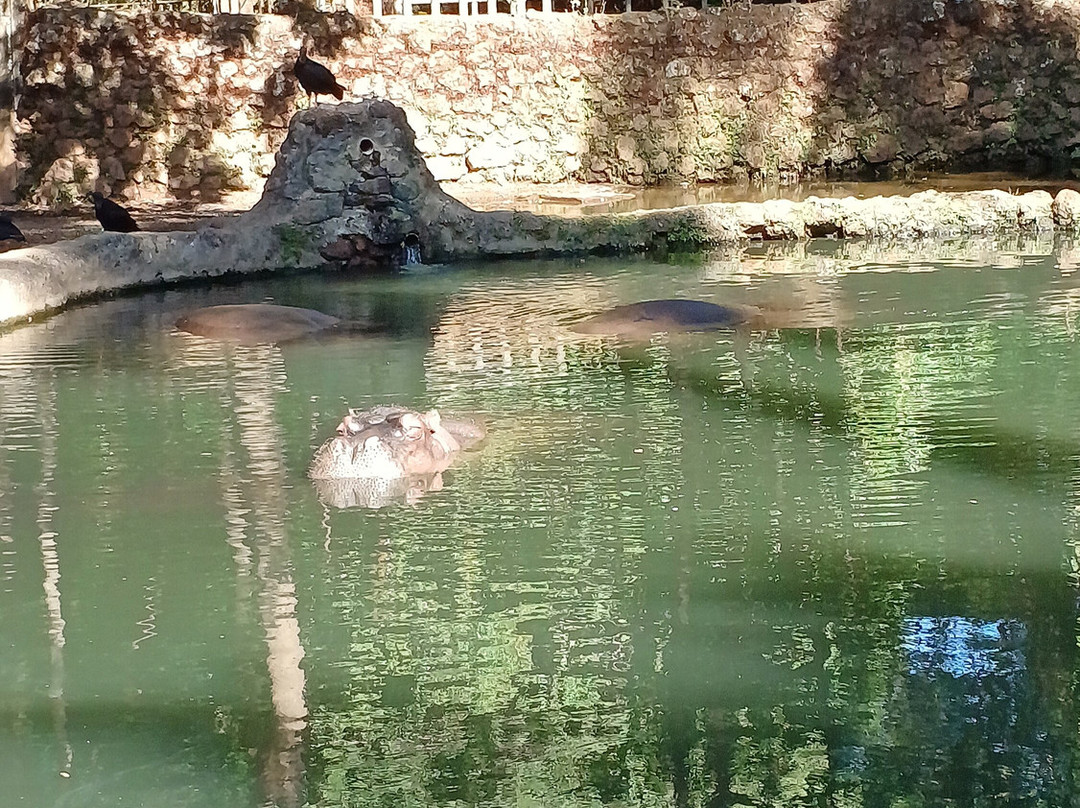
[18, 10, 264, 206]
[16, 9, 370, 207]
[256, 8, 375, 131]
[582, 0, 1080, 185]
[809, 0, 1080, 178]
[17, 0, 1080, 207]
[582, 7, 811, 186]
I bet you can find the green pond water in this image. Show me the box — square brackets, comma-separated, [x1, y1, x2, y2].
[2, 237, 1080, 807]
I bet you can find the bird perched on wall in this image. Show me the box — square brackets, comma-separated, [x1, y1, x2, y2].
[293, 44, 345, 107]
[88, 192, 140, 233]
[0, 214, 25, 242]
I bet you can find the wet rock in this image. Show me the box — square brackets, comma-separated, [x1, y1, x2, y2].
[1017, 190, 1054, 230]
[861, 133, 900, 164]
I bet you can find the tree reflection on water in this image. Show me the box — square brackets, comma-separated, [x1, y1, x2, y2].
[1, 252, 1079, 806]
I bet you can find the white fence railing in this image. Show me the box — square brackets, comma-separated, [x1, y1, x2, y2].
[21, 0, 736, 16]
[376, 0, 551, 15]
[377, 0, 734, 17]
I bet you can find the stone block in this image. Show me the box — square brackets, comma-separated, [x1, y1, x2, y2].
[426, 155, 466, 182]
[1017, 190, 1054, 230]
[860, 133, 900, 164]
[309, 158, 358, 193]
[984, 121, 1013, 144]
[466, 140, 514, 170]
[943, 81, 968, 108]
[1053, 188, 1080, 230]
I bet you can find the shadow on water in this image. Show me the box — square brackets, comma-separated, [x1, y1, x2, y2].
[639, 369, 1080, 807]
[0, 700, 280, 807]
[668, 326, 1080, 490]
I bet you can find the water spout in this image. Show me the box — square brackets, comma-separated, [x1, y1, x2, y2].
[401, 233, 421, 266]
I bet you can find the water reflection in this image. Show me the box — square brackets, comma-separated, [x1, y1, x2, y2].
[902, 616, 1026, 679]
[2, 247, 1080, 805]
[177, 336, 309, 807]
[312, 473, 447, 510]
[891, 616, 1058, 806]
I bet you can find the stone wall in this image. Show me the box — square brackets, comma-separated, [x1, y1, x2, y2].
[1, 0, 23, 203]
[15, 0, 1080, 207]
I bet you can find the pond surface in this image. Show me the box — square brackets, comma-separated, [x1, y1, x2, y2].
[2, 236, 1080, 807]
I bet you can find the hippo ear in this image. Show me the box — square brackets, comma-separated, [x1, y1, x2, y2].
[423, 409, 442, 429]
[337, 412, 360, 435]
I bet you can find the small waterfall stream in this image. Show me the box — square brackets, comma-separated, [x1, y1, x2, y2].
[401, 233, 421, 266]
[402, 242, 422, 265]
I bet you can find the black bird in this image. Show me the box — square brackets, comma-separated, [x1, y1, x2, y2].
[0, 214, 25, 242]
[293, 45, 345, 107]
[88, 192, 140, 233]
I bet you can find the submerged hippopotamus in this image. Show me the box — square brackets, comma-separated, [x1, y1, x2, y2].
[574, 299, 763, 337]
[175, 303, 375, 344]
[309, 406, 484, 507]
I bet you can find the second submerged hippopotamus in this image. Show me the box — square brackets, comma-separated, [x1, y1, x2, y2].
[175, 303, 377, 345]
[309, 405, 484, 482]
[574, 299, 763, 337]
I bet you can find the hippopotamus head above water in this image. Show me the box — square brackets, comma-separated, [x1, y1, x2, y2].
[308, 405, 484, 482]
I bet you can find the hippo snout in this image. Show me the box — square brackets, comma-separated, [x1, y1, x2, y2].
[310, 432, 411, 480]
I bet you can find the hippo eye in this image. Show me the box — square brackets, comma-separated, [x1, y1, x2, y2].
[392, 424, 423, 441]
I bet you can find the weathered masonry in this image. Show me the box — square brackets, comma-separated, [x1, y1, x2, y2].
[8, 0, 1080, 206]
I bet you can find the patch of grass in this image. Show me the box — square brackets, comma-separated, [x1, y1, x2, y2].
[273, 224, 314, 265]
[666, 217, 710, 250]
[54, 183, 77, 210]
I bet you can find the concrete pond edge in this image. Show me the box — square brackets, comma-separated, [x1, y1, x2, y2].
[3, 100, 1080, 328]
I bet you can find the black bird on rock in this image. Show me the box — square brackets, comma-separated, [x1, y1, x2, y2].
[0, 214, 25, 242]
[88, 192, 140, 233]
[293, 44, 345, 107]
